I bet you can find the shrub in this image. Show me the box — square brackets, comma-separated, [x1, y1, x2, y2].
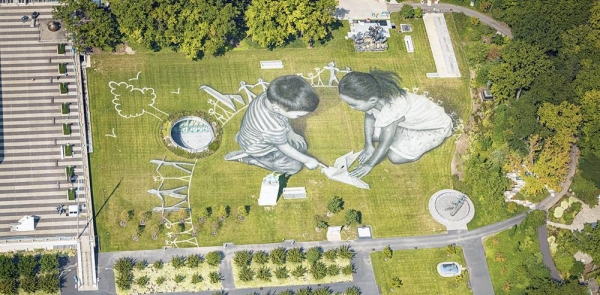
[310, 261, 327, 280]
[114, 257, 134, 274]
[153, 260, 164, 269]
[274, 266, 289, 279]
[291, 265, 307, 278]
[57, 44, 65, 54]
[345, 286, 361, 295]
[20, 276, 37, 293]
[64, 144, 73, 156]
[206, 251, 222, 267]
[171, 256, 185, 269]
[186, 254, 202, 268]
[136, 275, 149, 286]
[67, 189, 75, 201]
[313, 287, 331, 295]
[323, 249, 337, 261]
[327, 264, 340, 276]
[0, 279, 16, 295]
[287, 247, 304, 263]
[344, 209, 361, 226]
[60, 82, 68, 94]
[253, 251, 269, 265]
[191, 273, 203, 284]
[306, 247, 322, 264]
[327, 196, 344, 213]
[61, 102, 70, 114]
[270, 247, 286, 265]
[238, 266, 254, 282]
[256, 267, 272, 281]
[341, 264, 355, 275]
[209, 271, 222, 283]
[38, 273, 59, 294]
[234, 250, 253, 267]
[58, 63, 66, 74]
[39, 253, 58, 274]
[155, 276, 166, 285]
[134, 260, 146, 271]
[115, 271, 133, 290]
[62, 123, 71, 135]
[174, 274, 186, 283]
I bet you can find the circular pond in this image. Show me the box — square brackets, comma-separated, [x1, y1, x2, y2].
[169, 116, 215, 153]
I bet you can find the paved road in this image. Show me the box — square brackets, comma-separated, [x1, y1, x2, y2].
[538, 225, 562, 281]
[387, 2, 513, 37]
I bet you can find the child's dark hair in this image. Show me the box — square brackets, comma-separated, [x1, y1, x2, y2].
[338, 70, 405, 102]
[267, 75, 320, 112]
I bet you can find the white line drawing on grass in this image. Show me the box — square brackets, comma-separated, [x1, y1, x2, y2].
[109, 81, 169, 121]
[148, 158, 199, 248]
[128, 71, 141, 81]
[171, 88, 180, 94]
[104, 128, 116, 138]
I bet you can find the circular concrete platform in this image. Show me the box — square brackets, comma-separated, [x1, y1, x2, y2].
[428, 189, 474, 230]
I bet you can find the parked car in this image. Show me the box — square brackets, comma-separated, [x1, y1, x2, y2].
[32, 11, 40, 19]
[21, 15, 29, 23]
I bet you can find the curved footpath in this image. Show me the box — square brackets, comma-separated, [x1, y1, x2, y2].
[387, 2, 513, 38]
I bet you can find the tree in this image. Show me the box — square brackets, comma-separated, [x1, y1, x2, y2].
[245, 0, 337, 48]
[114, 257, 134, 274]
[310, 261, 328, 280]
[382, 245, 393, 260]
[270, 247, 286, 265]
[234, 250, 253, 268]
[38, 273, 59, 294]
[215, 205, 228, 220]
[306, 247, 322, 264]
[17, 255, 37, 278]
[488, 40, 553, 101]
[253, 251, 269, 265]
[464, 42, 492, 66]
[53, 0, 121, 53]
[111, 0, 242, 59]
[20, 276, 37, 293]
[313, 287, 331, 295]
[0, 279, 16, 295]
[344, 209, 362, 226]
[414, 7, 424, 18]
[134, 260, 146, 271]
[236, 205, 248, 220]
[287, 247, 304, 263]
[119, 210, 130, 227]
[400, 5, 415, 19]
[327, 196, 344, 214]
[580, 90, 600, 158]
[39, 253, 59, 274]
[206, 251, 222, 267]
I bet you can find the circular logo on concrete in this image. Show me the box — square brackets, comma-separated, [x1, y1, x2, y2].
[170, 116, 215, 153]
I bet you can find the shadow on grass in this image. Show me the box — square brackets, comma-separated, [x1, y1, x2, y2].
[94, 178, 123, 220]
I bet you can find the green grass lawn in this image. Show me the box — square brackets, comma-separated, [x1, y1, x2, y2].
[371, 248, 471, 295]
[88, 15, 471, 251]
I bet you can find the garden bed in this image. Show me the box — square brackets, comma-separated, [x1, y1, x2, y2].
[59, 63, 66, 74]
[60, 82, 68, 94]
[62, 123, 71, 135]
[549, 196, 583, 225]
[61, 102, 70, 115]
[57, 43, 65, 54]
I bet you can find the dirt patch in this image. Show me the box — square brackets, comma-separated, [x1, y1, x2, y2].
[113, 44, 136, 55]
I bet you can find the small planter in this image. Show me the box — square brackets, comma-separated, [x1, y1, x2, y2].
[58, 63, 66, 74]
[63, 144, 73, 156]
[57, 43, 65, 54]
[61, 102, 70, 115]
[59, 82, 68, 94]
[65, 166, 74, 182]
[67, 188, 76, 201]
[62, 123, 71, 135]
